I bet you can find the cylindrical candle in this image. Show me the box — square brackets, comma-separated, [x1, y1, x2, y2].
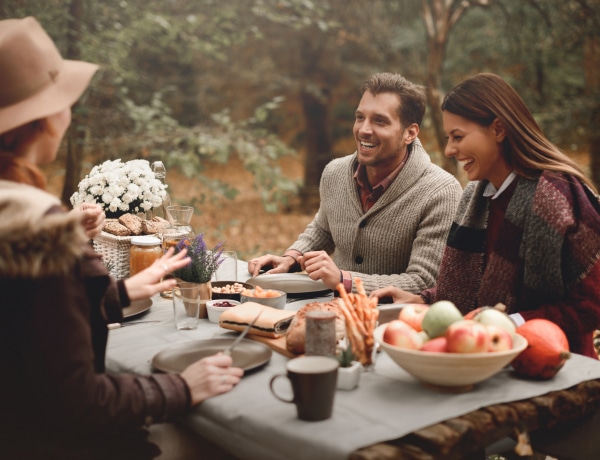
[305, 310, 337, 357]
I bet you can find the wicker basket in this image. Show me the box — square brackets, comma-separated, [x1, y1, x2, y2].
[93, 231, 134, 280]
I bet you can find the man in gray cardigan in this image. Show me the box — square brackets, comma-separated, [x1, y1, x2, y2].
[248, 73, 462, 295]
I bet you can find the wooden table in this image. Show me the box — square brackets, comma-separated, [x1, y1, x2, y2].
[106, 267, 600, 460]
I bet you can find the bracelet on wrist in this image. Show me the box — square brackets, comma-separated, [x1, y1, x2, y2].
[282, 254, 298, 264]
[282, 254, 300, 272]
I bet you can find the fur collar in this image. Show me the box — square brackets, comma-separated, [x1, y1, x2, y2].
[0, 181, 86, 278]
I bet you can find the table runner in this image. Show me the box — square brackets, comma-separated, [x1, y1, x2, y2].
[106, 281, 600, 460]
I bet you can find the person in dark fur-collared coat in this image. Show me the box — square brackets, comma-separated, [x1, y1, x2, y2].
[0, 17, 242, 458]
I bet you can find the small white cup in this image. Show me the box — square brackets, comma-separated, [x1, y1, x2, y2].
[206, 299, 241, 323]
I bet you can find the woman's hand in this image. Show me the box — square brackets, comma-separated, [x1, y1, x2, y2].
[73, 203, 105, 239]
[180, 353, 244, 405]
[370, 286, 424, 304]
[124, 248, 190, 301]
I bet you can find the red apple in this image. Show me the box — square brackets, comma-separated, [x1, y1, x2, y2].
[445, 320, 490, 353]
[398, 304, 430, 332]
[420, 336, 448, 352]
[486, 325, 513, 352]
[383, 320, 424, 350]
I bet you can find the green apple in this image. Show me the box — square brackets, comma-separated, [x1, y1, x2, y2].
[421, 300, 463, 338]
[473, 308, 517, 334]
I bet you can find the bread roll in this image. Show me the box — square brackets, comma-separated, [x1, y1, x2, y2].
[142, 219, 167, 235]
[103, 219, 131, 236]
[118, 213, 143, 235]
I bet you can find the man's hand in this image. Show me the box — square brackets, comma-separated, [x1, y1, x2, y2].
[247, 254, 295, 277]
[299, 251, 340, 290]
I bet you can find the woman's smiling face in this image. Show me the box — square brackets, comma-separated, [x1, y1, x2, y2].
[443, 111, 511, 188]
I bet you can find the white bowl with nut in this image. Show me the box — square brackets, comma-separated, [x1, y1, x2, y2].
[206, 299, 241, 323]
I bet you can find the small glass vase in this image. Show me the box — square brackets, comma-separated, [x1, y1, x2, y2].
[176, 280, 211, 319]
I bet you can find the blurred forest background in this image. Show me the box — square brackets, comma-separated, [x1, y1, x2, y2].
[2, 0, 599, 260]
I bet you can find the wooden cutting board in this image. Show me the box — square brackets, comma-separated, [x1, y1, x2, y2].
[246, 333, 298, 358]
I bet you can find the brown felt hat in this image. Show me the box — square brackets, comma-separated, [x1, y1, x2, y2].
[0, 17, 98, 135]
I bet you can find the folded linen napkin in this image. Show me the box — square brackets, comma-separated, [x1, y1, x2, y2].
[219, 302, 296, 338]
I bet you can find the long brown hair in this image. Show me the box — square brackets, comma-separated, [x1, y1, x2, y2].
[0, 120, 46, 189]
[441, 73, 597, 193]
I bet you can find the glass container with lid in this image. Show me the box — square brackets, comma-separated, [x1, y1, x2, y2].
[130, 235, 162, 277]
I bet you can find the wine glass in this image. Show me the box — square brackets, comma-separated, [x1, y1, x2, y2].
[159, 205, 195, 298]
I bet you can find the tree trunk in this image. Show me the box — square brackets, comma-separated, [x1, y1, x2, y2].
[426, 35, 456, 175]
[422, 0, 457, 175]
[584, 36, 600, 191]
[421, 0, 490, 177]
[61, 0, 84, 207]
[299, 86, 332, 210]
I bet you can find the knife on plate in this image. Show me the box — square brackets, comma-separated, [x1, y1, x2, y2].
[223, 309, 263, 356]
[107, 320, 161, 329]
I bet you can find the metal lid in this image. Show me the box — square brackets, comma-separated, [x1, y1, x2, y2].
[131, 235, 161, 246]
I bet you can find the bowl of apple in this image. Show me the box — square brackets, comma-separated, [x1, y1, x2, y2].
[374, 301, 528, 392]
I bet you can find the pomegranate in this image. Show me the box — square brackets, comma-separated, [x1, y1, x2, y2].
[511, 319, 571, 380]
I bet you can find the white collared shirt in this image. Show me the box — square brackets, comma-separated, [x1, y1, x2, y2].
[483, 172, 517, 200]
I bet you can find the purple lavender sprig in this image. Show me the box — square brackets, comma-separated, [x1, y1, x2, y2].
[173, 233, 224, 283]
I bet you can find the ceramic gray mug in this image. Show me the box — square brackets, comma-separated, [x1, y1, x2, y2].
[269, 356, 339, 421]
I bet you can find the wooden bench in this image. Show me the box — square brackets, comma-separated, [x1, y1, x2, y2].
[350, 378, 600, 460]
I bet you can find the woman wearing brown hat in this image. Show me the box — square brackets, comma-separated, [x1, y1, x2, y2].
[0, 17, 243, 458]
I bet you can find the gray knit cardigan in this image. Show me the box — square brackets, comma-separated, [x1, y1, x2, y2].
[288, 139, 463, 294]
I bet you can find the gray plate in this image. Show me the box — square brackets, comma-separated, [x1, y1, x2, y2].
[122, 298, 152, 320]
[152, 338, 272, 373]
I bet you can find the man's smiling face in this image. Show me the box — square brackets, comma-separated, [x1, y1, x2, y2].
[353, 91, 412, 170]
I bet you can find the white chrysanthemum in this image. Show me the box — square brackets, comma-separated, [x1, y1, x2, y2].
[70, 158, 167, 217]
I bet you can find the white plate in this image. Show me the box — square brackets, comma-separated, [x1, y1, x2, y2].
[246, 273, 329, 294]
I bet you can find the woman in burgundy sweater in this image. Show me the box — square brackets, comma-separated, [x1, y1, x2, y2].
[373, 73, 600, 358]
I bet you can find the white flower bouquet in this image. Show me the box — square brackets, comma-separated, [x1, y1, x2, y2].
[70, 159, 167, 218]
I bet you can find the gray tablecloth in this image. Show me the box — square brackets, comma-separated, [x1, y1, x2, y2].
[106, 276, 600, 460]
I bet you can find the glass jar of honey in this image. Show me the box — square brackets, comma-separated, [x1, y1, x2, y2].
[129, 236, 162, 277]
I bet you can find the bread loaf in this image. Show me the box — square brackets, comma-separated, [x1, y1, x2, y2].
[286, 300, 345, 354]
[151, 216, 169, 225]
[142, 219, 167, 235]
[118, 213, 143, 235]
[103, 219, 131, 236]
